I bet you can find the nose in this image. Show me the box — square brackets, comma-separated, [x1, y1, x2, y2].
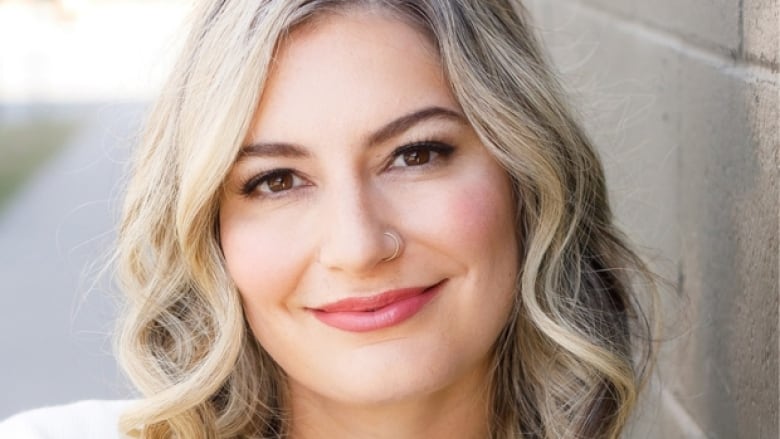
[317, 181, 398, 273]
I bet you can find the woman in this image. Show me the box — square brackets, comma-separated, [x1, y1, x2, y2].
[1, 0, 655, 438]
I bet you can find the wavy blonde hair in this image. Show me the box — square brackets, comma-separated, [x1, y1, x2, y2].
[115, 1, 656, 438]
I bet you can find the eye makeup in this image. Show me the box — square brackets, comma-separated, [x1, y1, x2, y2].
[239, 168, 309, 198]
[234, 137, 459, 200]
[387, 140, 456, 169]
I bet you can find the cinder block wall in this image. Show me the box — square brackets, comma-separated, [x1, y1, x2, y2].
[525, 1, 779, 437]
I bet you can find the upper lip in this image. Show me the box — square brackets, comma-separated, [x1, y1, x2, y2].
[311, 280, 444, 312]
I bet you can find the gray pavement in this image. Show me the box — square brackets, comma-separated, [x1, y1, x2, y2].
[0, 103, 146, 418]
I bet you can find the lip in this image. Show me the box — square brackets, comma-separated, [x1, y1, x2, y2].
[309, 280, 445, 332]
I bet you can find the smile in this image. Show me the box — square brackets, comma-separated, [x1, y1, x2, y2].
[309, 280, 446, 332]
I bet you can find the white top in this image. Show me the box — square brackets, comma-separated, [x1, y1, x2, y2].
[0, 400, 135, 439]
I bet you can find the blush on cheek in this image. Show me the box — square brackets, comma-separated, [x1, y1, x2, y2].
[443, 178, 516, 253]
[220, 224, 297, 300]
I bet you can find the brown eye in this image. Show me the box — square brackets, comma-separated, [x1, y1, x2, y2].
[265, 172, 294, 192]
[240, 169, 306, 198]
[390, 141, 455, 169]
[402, 149, 430, 166]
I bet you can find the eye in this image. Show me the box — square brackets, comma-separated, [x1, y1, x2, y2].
[399, 149, 430, 166]
[241, 169, 306, 197]
[390, 141, 455, 168]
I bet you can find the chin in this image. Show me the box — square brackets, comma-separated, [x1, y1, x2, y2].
[301, 342, 486, 407]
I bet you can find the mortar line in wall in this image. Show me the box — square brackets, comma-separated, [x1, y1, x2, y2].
[551, 0, 779, 85]
[660, 386, 709, 438]
[738, 0, 744, 56]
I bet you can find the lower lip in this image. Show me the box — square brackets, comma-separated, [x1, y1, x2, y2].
[311, 283, 442, 333]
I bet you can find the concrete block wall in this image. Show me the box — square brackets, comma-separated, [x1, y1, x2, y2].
[525, 0, 779, 437]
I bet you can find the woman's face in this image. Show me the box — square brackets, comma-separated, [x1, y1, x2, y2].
[220, 11, 518, 406]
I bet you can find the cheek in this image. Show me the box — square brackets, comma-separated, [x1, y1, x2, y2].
[430, 171, 517, 262]
[221, 222, 272, 289]
[219, 214, 310, 355]
[427, 168, 519, 347]
[425, 165, 520, 328]
[219, 211, 306, 313]
[453, 189, 509, 242]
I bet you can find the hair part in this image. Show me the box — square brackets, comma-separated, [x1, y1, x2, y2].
[115, 1, 656, 438]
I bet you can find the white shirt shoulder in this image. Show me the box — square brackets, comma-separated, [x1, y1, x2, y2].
[0, 400, 136, 439]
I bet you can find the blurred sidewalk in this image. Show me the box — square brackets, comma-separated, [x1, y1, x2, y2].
[0, 102, 146, 418]
[0, 0, 188, 418]
[0, 0, 189, 103]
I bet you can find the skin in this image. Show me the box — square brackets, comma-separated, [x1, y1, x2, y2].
[219, 9, 519, 439]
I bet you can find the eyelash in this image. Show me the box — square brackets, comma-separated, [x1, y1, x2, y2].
[388, 140, 455, 170]
[239, 168, 301, 198]
[239, 140, 456, 198]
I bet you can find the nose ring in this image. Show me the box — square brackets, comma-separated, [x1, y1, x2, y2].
[382, 231, 403, 262]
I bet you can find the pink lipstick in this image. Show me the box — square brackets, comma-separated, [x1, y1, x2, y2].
[309, 281, 444, 332]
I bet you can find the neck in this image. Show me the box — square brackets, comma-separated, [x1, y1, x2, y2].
[288, 367, 492, 439]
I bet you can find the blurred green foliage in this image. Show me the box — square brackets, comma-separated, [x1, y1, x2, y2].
[0, 119, 77, 211]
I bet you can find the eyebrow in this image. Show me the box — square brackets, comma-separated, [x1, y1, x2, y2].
[239, 106, 466, 160]
[365, 106, 466, 147]
[239, 141, 309, 159]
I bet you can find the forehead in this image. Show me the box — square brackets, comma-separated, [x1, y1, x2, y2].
[248, 9, 458, 144]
